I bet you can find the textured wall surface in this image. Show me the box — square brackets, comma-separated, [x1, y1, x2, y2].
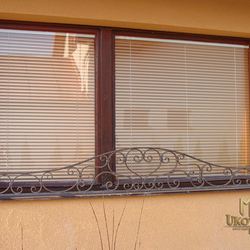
[0, 0, 250, 37]
[1, 192, 250, 250]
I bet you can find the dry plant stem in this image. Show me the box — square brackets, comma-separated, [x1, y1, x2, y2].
[111, 209, 114, 250]
[134, 194, 145, 250]
[21, 223, 23, 250]
[89, 200, 104, 250]
[102, 197, 111, 250]
[113, 197, 128, 250]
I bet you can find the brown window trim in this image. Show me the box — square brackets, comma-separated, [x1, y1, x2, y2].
[1, 20, 250, 200]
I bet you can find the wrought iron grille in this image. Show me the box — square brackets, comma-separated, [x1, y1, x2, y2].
[0, 147, 250, 200]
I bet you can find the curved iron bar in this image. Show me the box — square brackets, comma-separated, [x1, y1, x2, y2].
[0, 147, 250, 198]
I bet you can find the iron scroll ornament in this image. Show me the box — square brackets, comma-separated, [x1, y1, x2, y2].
[0, 147, 250, 200]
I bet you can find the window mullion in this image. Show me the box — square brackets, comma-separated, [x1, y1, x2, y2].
[96, 28, 115, 185]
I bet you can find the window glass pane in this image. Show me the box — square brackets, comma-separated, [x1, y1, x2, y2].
[0, 29, 95, 180]
[115, 36, 249, 177]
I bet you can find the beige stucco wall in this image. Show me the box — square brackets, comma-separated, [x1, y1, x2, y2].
[0, 0, 250, 38]
[1, 191, 250, 250]
[1, 0, 250, 249]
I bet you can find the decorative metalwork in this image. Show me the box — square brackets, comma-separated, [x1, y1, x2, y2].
[0, 147, 250, 200]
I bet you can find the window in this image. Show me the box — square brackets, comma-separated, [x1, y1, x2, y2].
[115, 36, 249, 178]
[0, 26, 98, 194]
[0, 22, 250, 199]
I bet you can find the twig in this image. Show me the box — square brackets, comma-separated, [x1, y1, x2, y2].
[21, 223, 23, 250]
[103, 197, 111, 250]
[89, 200, 104, 250]
[111, 209, 114, 250]
[113, 197, 128, 250]
[134, 194, 145, 250]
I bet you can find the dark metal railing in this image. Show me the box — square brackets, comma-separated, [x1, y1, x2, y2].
[0, 147, 250, 200]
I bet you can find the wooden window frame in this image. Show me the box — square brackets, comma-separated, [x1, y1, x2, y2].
[1, 20, 250, 199]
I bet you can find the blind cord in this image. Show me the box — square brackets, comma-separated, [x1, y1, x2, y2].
[184, 44, 190, 165]
[234, 47, 238, 168]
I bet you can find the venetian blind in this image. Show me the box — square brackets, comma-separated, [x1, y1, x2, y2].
[115, 36, 249, 177]
[0, 29, 95, 179]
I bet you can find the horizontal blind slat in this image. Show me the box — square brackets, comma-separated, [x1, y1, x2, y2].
[0, 29, 96, 177]
[115, 36, 250, 176]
